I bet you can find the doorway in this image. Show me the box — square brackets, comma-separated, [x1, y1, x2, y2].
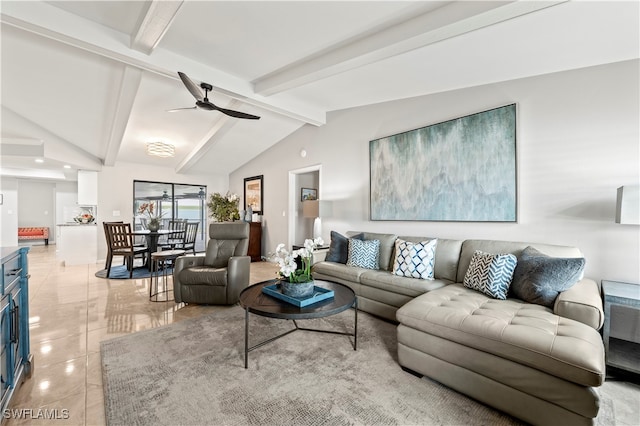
[287, 165, 321, 248]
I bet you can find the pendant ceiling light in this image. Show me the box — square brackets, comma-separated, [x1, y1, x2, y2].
[162, 190, 169, 200]
[146, 141, 175, 158]
[198, 187, 205, 198]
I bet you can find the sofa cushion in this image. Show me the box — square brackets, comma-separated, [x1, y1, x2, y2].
[392, 238, 437, 280]
[19, 229, 44, 236]
[347, 238, 380, 269]
[396, 284, 605, 387]
[511, 246, 585, 308]
[463, 250, 517, 300]
[347, 231, 397, 270]
[360, 270, 450, 298]
[326, 231, 364, 264]
[312, 261, 369, 283]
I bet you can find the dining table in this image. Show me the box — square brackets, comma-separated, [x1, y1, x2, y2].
[131, 229, 182, 271]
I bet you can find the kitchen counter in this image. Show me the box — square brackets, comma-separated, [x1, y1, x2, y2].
[56, 224, 97, 265]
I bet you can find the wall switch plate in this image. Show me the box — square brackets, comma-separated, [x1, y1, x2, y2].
[113, 210, 121, 217]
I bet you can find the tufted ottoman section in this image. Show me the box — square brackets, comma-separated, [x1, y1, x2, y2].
[396, 284, 605, 387]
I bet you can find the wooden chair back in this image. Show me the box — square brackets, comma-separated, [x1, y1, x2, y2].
[182, 222, 199, 252]
[105, 222, 135, 253]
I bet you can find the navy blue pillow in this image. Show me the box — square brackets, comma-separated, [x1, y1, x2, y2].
[326, 231, 363, 264]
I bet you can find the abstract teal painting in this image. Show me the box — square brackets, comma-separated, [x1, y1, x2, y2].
[370, 104, 516, 221]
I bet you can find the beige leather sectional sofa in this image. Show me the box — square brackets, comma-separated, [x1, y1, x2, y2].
[312, 231, 605, 426]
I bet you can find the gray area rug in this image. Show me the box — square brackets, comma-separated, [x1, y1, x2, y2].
[101, 307, 616, 426]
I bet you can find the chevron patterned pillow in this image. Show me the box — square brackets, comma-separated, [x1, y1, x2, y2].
[347, 238, 380, 269]
[463, 250, 517, 299]
[393, 239, 438, 280]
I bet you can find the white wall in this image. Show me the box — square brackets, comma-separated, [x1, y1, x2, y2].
[96, 162, 227, 260]
[0, 177, 19, 247]
[55, 181, 79, 224]
[231, 60, 640, 284]
[17, 180, 55, 244]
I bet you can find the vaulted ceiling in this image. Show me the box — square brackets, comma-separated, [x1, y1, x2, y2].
[1, 1, 637, 181]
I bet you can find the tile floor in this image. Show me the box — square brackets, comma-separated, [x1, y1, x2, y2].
[5, 244, 278, 425]
[5, 245, 639, 425]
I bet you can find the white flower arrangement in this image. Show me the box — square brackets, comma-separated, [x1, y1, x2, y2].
[274, 237, 325, 283]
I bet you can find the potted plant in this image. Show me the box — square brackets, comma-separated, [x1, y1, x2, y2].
[207, 192, 240, 222]
[137, 202, 165, 231]
[273, 237, 324, 298]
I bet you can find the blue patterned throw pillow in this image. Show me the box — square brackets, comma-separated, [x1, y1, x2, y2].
[393, 239, 437, 280]
[347, 239, 380, 269]
[463, 250, 517, 299]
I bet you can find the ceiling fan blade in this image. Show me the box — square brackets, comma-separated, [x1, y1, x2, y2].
[177, 71, 204, 101]
[215, 106, 261, 120]
[167, 106, 197, 112]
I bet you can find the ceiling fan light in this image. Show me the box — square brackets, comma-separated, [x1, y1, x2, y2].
[146, 141, 175, 158]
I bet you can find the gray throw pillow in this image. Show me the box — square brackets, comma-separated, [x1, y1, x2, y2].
[511, 246, 585, 308]
[326, 231, 363, 264]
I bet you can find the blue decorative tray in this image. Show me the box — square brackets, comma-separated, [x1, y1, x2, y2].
[262, 284, 334, 307]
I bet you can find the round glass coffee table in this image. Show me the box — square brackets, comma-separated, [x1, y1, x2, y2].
[239, 279, 357, 368]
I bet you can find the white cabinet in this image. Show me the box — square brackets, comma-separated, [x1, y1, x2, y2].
[77, 170, 98, 205]
[56, 225, 98, 266]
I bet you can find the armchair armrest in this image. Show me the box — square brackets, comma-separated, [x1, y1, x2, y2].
[554, 278, 604, 330]
[173, 255, 205, 302]
[174, 254, 205, 274]
[226, 255, 251, 303]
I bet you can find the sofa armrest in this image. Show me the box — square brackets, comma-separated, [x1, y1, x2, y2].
[554, 278, 604, 330]
[227, 256, 251, 303]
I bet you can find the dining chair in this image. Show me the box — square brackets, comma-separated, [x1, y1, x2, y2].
[103, 221, 147, 268]
[175, 222, 199, 254]
[160, 219, 187, 247]
[102, 221, 124, 269]
[104, 222, 148, 278]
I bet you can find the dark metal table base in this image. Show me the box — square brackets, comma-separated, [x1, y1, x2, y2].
[244, 299, 358, 368]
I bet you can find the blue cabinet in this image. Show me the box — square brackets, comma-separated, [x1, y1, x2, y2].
[0, 247, 32, 415]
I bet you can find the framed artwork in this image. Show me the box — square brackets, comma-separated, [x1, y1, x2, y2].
[301, 188, 317, 201]
[370, 104, 517, 222]
[244, 175, 263, 215]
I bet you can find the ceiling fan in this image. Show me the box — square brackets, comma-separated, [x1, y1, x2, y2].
[169, 72, 260, 120]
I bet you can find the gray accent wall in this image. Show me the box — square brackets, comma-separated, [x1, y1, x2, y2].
[230, 60, 640, 285]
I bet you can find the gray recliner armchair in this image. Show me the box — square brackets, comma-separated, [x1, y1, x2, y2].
[173, 222, 251, 304]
